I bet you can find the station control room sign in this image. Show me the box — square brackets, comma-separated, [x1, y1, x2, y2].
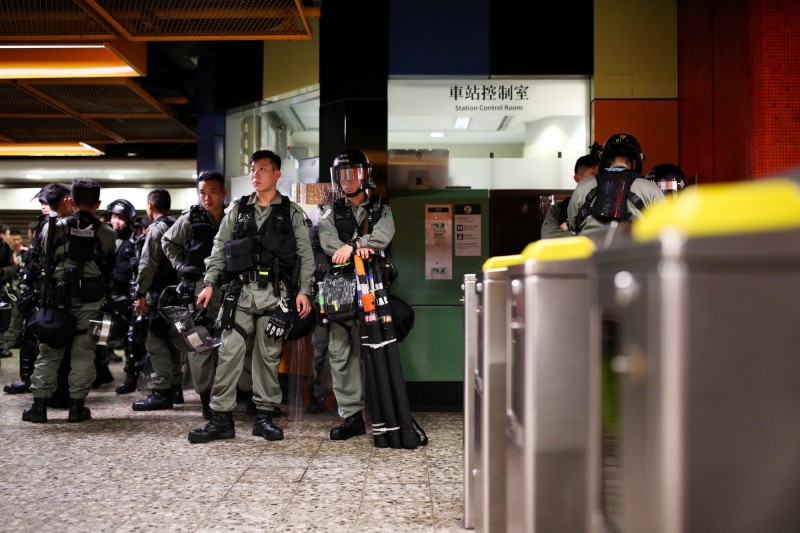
[388, 79, 588, 120]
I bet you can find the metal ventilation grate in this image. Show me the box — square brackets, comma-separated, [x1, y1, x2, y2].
[92, 0, 310, 40]
[0, 0, 114, 39]
[0, 117, 117, 143]
[0, 83, 64, 115]
[94, 117, 195, 140]
[26, 82, 165, 115]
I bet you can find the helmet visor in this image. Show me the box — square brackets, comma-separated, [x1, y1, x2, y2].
[333, 166, 369, 191]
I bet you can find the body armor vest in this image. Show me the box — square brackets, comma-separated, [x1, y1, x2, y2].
[149, 215, 177, 294]
[225, 195, 297, 276]
[111, 229, 138, 293]
[574, 169, 646, 232]
[184, 205, 216, 270]
[333, 196, 385, 244]
[52, 212, 106, 272]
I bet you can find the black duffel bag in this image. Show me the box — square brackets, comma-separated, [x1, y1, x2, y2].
[26, 307, 77, 349]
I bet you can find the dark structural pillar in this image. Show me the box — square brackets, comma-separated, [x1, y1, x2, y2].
[319, 1, 389, 193]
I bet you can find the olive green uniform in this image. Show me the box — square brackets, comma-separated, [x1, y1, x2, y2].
[30, 214, 116, 400]
[318, 198, 395, 418]
[162, 209, 226, 394]
[203, 193, 314, 413]
[134, 216, 181, 390]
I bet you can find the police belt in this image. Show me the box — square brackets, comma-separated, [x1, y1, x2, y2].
[236, 270, 272, 285]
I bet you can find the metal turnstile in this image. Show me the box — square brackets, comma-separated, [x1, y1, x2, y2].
[471, 255, 522, 533]
[505, 237, 595, 532]
[589, 179, 800, 533]
[462, 273, 478, 530]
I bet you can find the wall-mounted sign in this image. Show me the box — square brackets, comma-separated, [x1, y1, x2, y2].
[425, 204, 453, 280]
[454, 204, 481, 257]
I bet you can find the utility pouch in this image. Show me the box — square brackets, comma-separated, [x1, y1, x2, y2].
[257, 269, 271, 289]
[224, 237, 256, 273]
[65, 268, 83, 308]
[320, 265, 358, 323]
[53, 278, 70, 308]
[80, 277, 104, 303]
[219, 283, 241, 330]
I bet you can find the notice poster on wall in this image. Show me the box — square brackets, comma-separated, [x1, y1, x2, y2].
[425, 204, 453, 280]
[454, 204, 481, 256]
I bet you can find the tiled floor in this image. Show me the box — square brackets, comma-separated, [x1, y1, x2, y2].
[0, 349, 465, 532]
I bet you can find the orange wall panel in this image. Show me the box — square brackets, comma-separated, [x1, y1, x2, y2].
[592, 99, 679, 174]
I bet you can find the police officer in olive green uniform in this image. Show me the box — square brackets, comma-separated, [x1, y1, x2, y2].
[568, 133, 664, 235]
[162, 171, 228, 420]
[190, 150, 314, 444]
[131, 189, 181, 411]
[22, 178, 116, 424]
[319, 148, 396, 441]
[541, 154, 598, 239]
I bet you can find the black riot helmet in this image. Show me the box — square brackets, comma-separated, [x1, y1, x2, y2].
[332, 148, 376, 197]
[645, 163, 686, 198]
[88, 312, 129, 346]
[159, 305, 221, 352]
[107, 199, 136, 223]
[600, 133, 645, 174]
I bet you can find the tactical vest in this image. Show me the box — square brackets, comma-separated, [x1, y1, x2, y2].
[149, 215, 178, 294]
[110, 229, 138, 292]
[573, 169, 646, 233]
[333, 196, 386, 245]
[225, 195, 297, 277]
[52, 212, 107, 274]
[184, 205, 216, 270]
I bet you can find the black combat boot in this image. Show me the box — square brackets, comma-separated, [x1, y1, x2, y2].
[172, 385, 184, 405]
[188, 411, 235, 444]
[199, 390, 212, 421]
[330, 411, 366, 441]
[132, 388, 173, 411]
[92, 362, 114, 389]
[3, 335, 37, 394]
[22, 397, 47, 423]
[67, 398, 91, 423]
[252, 409, 284, 441]
[115, 373, 138, 394]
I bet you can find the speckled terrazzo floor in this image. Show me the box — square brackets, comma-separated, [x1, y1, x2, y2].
[0, 349, 465, 532]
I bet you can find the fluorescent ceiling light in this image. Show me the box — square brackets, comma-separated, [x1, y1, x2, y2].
[454, 117, 471, 130]
[0, 142, 105, 156]
[108, 173, 125, 180]
[429, 132, 445, 138]
[0, 44, 142, 79]
[25, 174, 42, 180]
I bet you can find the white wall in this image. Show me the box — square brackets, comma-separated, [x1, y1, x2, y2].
[0, 187, 198, 212]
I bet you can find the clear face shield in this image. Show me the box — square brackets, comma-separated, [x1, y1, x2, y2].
[654, 177, 680, 198]
[332, 165, 370, 194]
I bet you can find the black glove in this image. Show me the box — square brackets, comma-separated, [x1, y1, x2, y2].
[265, 298, 293, 341]
[179, 264, 203, 281]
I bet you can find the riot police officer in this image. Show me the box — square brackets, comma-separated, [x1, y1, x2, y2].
[645, 163, 687, 198]
[4, 184, 71, 396]
[318, 148, 396, 441]
[22, 178, 117, 424]
[130, 190, 181, 411]
[102, 199, 142, 394]
[162, 170, 228, 419]
[189, 150, 314, 443]
[568, 133, 665, 234]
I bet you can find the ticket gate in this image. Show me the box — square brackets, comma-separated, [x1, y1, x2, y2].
[470, 255, 522, 533]
[589, 179, 800, 532]
[462, 273, 478, 530]
[505, 237, 595, 532]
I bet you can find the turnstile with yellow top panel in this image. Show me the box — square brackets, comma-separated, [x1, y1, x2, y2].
[589, 179, 800, 533]
[468, 254, 523, 533]
[505, 237, 596, 533]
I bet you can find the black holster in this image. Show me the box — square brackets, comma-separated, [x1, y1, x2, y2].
[219, 282, 242, 330]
